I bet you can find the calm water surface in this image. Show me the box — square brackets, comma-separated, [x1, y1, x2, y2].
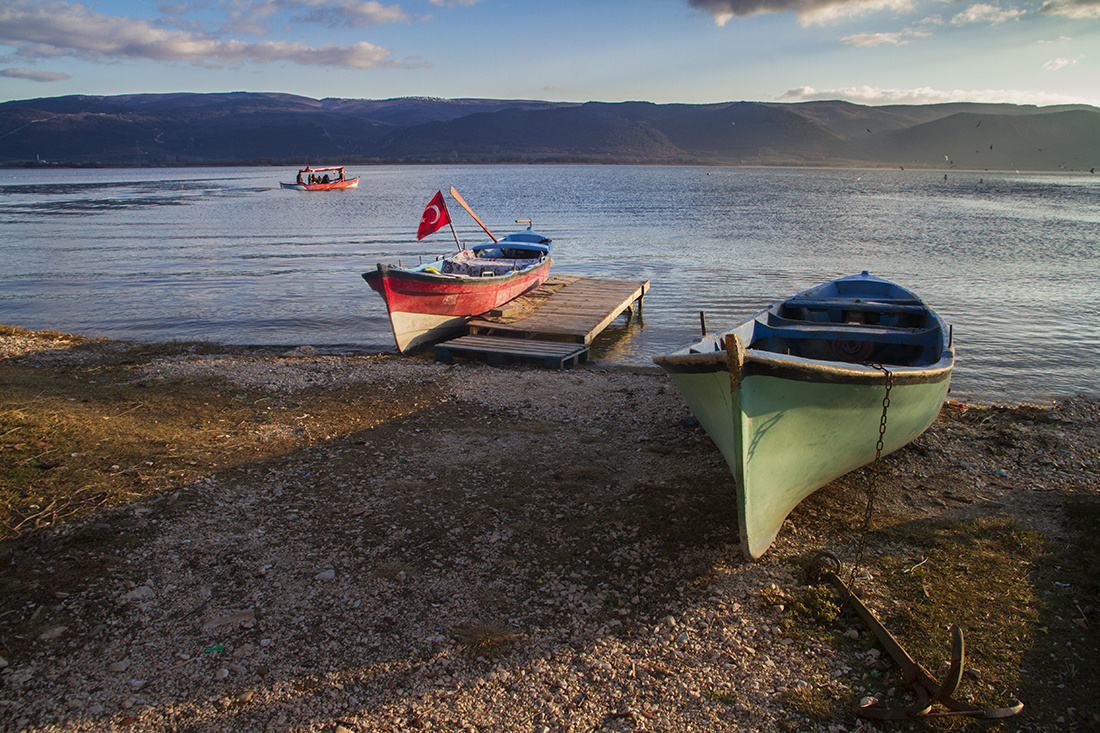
[1, 165, 1098, 404]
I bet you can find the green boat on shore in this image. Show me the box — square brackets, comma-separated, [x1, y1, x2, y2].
[654, 272, 954, 560]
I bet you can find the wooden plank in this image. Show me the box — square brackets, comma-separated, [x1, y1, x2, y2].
[468, 278, 649, 344]
[434, 335, 589, 369]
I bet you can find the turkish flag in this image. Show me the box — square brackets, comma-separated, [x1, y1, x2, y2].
[417, 191, 451, 240]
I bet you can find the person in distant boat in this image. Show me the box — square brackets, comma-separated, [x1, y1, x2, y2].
[297, 172, 303, 185]
[322, 174, 330, 184]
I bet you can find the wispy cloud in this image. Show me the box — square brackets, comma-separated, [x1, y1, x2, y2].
[842, 31, 906, 45]
[0, 0, 414, 69]
[1038, 0, 1100, 17]
[0, 66, 70, 82]
[841, 27, 932, 45]
[1043, 55, 1084, 70]
[216, 0, 410, 35]
[950, 4, 1026, 24]
[284, 0, 410, 29]
[777, 84, 1097, 105]
[687, 0, 913, 26]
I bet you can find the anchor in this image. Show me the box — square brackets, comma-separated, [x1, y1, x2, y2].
[810, 551, 1024, 720]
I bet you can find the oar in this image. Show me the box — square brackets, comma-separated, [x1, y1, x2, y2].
[449, 186, 498, 243]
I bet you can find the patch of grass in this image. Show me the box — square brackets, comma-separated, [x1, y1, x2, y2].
[761, 584, 842, 635]
[0, 333, 446, 645]
[703, 689, 739, 704]
[374, 559, 413, 582]
[781, 683, 838, 720]
[453, 622, 521, 656]
[0, 324, 77, 342]
[873, 515, 1044, 718]
[0, 339, 435, 542]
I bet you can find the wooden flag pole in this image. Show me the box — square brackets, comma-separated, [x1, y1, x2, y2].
[449, 186, 498, 243]
[446, 206, 463, 251]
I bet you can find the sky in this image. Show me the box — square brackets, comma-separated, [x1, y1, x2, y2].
[0, 0, 1098, 107]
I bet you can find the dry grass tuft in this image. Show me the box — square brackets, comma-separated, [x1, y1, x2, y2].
[453, 622, 522, 655]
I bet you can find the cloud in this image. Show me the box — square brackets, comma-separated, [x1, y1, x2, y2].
[1038, 0, 1100, 17]
[841, 27, 932, 45]
[1043, 55, 1083, 70]
[286, 0, 410, 28]
[950, 3, 1026, 24]
[0, 66, 71, 82]
[842, 31, 906, 45]
[213, 0, 409, 34]
[776, 84, 1097, 105]
[0, 0, 412, 69]
[686, 0, 914, 26]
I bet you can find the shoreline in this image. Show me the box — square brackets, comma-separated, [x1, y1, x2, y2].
[0, 328, 1097, 731]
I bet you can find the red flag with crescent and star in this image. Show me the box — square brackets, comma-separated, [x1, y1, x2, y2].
[417, 190, 451, 240]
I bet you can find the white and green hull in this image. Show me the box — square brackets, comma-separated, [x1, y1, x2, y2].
[655, 272, 953, 560]
[664, 358, 950, 558]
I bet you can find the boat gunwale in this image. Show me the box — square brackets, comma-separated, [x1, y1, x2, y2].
[653, 347, 954, 386]
[363, 256, 552, 288]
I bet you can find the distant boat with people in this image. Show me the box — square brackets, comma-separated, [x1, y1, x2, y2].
[280, 166, 359, 191]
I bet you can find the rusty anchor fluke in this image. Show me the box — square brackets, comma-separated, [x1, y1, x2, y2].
[810, 551, 1024, 720]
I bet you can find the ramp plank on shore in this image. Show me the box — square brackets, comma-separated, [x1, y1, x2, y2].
[467, 277, 649, 344]
[434, 335, 589, 370]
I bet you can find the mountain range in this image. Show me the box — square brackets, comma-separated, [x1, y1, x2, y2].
[1, 92, 1097, 172]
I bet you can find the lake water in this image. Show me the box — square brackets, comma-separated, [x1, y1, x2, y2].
[1, 165, 1098, 404]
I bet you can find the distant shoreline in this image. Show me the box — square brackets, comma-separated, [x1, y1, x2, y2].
[3, 161, 1096, 174]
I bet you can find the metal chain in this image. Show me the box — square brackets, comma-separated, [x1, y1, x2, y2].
[848, 363, 892, 590]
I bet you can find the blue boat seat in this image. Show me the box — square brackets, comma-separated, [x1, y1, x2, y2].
[785, 297, 926, 315]
[760, 321, 937, 345]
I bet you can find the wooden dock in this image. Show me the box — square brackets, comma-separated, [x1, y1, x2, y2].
[433, 335, 589, 370]
[433, 275, 650, 369]
[467, 276, 649, 344]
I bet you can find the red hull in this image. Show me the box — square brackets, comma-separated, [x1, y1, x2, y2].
[366, 258, 549, 315]
[363, 257, 552, 351]
[280, 177, 360, 191]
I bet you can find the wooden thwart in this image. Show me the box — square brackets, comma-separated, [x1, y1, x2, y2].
[434, 335, 589, 369]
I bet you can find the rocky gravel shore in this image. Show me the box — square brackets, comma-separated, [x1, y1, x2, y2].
[1, 333, 1097, 732]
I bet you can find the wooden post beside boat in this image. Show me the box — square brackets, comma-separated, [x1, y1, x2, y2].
[724, 333, 744, 394]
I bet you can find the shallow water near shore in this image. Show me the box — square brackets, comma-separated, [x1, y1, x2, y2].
[1, 164, 1098, 403]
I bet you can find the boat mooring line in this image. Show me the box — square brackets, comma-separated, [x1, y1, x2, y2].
[847, 363, 892, 590]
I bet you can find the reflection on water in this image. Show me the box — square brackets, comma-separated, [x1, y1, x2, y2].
[1, 165, 1097, 404]
[590, 314, 651, 364]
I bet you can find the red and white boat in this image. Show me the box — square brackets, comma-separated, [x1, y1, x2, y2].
[280, 166, 359, 190]
[362, 189, 553, 353]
